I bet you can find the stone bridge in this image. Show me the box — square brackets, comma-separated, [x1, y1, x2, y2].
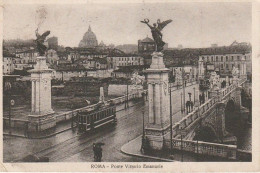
[171, 78, 248, 143]
[164, 78, 251, 160]
[144, 52, 251, 161]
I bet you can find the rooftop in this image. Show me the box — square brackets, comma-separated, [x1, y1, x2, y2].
[52, 64, 86, 72]
[113, 65, 146, 73]
[140, 36, 154, 43]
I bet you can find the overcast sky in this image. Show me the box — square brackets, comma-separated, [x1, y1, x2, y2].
[3, 2, 251, 48]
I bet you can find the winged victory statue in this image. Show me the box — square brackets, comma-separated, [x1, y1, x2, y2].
[141, 19, 172, 52]
[35, 29, 50, 56]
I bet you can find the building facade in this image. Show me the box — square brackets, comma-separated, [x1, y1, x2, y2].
[138, 36, 156, 54]
[198, 52, 251, 77]
[3, 52, 15, 74]
[107, 55, 144, 69]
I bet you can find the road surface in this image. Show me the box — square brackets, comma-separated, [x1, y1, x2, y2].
[4, 83, 198, 162]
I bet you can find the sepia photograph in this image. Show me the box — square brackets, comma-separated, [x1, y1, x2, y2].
[1, 0, 257, 170]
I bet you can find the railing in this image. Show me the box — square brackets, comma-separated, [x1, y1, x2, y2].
[56, 90, 147, 123]
[172, 78, 246, 137]
[165, 138, 237, 160]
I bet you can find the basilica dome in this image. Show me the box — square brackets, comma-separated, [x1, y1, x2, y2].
[79, 26, 98, 48]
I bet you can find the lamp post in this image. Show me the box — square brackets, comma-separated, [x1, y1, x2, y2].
[180, 128, 185, 162]
[141, 110, 147, 153]
[182, 68, 186, 113]
[169, 84, 173, 156]
[125, 81, 129, 109]
[181, 92, 183, 113]
[193, 87, 195, 103]
[4, 75, 19, 134]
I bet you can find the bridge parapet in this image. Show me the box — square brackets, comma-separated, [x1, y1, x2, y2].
[56, 89, 147, 123]
[172, 78, 246, 139]
[164, 138, 237, 160]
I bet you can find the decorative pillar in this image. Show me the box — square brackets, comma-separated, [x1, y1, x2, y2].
[99, 87, 105, 103]
[144, 52, 170, 150]
[226, 76, 229, 86]
[240, 57, 247, 79]
[198, 57, 205, 79]
[28, 56, 55, 131]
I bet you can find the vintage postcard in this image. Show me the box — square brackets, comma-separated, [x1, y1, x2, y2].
[0, 0, 259, 172]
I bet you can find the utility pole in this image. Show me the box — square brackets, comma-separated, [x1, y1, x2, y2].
[9, 96, 11, 134]
[181, 129, 183, 162]
[127, 83, 129, 108]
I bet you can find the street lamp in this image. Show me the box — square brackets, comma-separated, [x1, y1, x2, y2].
[169, 84, 173, 156]
[141, 110, 148, 154]
[182, 68, 186, 113]
[4, 75, 19, 134]
[193, 87, 195, 103]
[181, 92, 183, 113]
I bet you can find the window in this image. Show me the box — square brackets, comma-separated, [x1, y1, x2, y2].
[226, 56, 228, 61]
[211, 56, 213, 61]
[238, 64, 240, 69]
[221, 56, 223, 61]
[237, 56, 240, 61]
[226, 64, 229, 68]
[231, 56, 233, 61]
[216, 56, 218, 61]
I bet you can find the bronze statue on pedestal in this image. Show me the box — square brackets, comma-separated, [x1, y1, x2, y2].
[35, 29, 50, 56]
[141, 18, 172, 52]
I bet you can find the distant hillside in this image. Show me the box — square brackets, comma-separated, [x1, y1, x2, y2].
[115, 44, 138, 54]
[3, 39, 35, 48]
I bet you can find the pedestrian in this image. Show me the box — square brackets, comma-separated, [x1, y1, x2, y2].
[199, 94, 202, 105]
[202, 92, 205, 104]
[93, 143, 97, 162]
[191, 101, 194, 111]
[186, 101, 190, 114]
[96, 145, 102, 162]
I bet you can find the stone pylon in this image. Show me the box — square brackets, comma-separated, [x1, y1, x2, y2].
[28, 56, 56, 131]
[144, 52, 170, 150]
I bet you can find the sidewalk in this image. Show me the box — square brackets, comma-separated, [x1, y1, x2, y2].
[121, 135, 232, 162]
[3, 119, 76, 139]
[121, 135, 197, 162]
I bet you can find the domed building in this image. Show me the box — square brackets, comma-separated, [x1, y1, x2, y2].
[78, 25, 98, 48]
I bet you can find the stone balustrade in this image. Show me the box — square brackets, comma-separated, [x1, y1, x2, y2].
[55, 90, 147, 123]
[166, 78, 247, 159]
[165, 138, 237, 160]
[172, 78, 246, 137]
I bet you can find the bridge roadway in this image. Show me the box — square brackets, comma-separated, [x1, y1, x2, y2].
[4, 83, 198, 162]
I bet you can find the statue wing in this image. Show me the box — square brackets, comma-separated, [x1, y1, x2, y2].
[157, 19, 172, 31]
[41, 31, 50, 38]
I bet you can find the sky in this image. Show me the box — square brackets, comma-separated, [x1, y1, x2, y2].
[3, 2, 252, 48]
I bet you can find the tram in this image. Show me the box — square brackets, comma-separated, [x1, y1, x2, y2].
[78, 105, 117, 132]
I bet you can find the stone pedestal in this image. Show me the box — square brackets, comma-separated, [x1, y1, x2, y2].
[144, 52, 171, 150]
[28, 56, 56, 132]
